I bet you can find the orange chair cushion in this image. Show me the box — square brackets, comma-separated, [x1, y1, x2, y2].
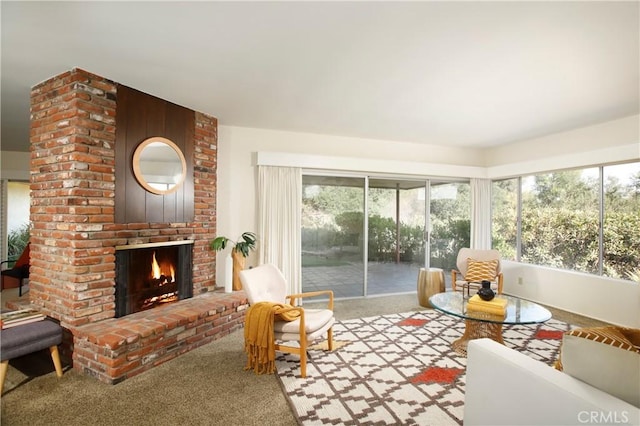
[14, 243, 30, 268]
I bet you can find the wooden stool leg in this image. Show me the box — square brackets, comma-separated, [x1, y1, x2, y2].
[49, 346, 63, 378]
[1, 360, 9, 394]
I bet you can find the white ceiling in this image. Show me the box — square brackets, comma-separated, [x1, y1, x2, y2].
[1, 1, 638, 153]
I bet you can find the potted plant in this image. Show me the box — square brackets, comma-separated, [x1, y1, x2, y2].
[210, 232, 257, 291]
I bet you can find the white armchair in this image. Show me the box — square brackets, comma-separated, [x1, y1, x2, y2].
[239, 263, 335, 377]
[451, 247, 503, 294]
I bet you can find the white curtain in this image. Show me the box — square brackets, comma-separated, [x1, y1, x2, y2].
[258, 166, 302, 295]
[471, 178, 492, 249]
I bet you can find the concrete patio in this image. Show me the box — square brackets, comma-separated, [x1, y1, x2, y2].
[302, 261, 454, 299]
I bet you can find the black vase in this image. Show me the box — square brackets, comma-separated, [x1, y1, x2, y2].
[477, 280, 495, 301]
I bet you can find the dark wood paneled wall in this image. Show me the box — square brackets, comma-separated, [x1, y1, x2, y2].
[115, 85, 195, 223]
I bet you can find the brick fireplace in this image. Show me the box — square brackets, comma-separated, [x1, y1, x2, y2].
[27, 68, 248, 383]
[114, 241, 194, 317]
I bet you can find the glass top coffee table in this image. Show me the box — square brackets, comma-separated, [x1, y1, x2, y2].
[429, 292, 552, 356]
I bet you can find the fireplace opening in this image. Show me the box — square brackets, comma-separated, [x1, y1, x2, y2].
[115, 242, 193, 317]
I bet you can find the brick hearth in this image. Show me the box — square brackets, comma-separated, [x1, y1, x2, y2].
[26, 68, 248, 383]
[73, 292, 247, 384]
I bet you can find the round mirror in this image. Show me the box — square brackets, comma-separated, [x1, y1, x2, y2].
[132, 137, 187, 195]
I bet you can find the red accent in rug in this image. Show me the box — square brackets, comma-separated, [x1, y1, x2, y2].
[535, 329, 565, 340]
[397, 318, 429, 327]
[411, 366, 464, 385]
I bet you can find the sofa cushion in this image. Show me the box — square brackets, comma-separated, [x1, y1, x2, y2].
[557, 326, 640, 408]
[556, 326, 640, 370]
[568, 326, 639, 352]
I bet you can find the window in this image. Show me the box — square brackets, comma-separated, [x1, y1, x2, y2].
[603, 163, 640, 280]
[491, 161, 640, 281]
[522, 168, 600, 274]
[491, 178, 518, 261]
[430, 182, 471, 270]
[3, 181, 30, 259]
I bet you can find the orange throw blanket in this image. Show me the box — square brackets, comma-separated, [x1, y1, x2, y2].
[244, 301, 301, 375]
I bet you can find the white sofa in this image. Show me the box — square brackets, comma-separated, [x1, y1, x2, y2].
[464, 338, 640, 426]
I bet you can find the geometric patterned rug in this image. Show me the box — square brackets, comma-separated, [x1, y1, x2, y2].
[275, 310, 572, 425]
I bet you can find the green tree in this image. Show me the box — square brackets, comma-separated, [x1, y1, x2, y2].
[430, 183, 470, 269]
[335, 211, 364, 247]
[530, 170, 597, 209]
[630, 171, 640, 198]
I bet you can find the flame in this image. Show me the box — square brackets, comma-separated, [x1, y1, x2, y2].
[151, 252, 162, 279]
[150, 251, 175, 283]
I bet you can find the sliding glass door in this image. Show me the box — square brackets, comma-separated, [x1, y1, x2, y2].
[301, 175, 365, 298]
[367, 179, 426, 295]
[301, 174, 470, 297]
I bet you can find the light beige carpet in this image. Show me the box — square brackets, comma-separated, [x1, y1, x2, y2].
[0, 292, 607, 426]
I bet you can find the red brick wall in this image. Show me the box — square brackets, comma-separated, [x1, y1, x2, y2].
[29, 68, 219, 330]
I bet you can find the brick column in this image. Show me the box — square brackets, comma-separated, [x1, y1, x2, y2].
[192, 112, 218, 292]
[30, 69, 118, 328]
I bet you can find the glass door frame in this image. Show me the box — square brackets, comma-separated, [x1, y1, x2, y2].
[301, 170, 470, 298]
[301, 171, 368, 298]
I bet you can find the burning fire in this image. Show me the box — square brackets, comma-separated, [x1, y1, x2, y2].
[139, 251, 179, 311]
[151, 251, 175, 285]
